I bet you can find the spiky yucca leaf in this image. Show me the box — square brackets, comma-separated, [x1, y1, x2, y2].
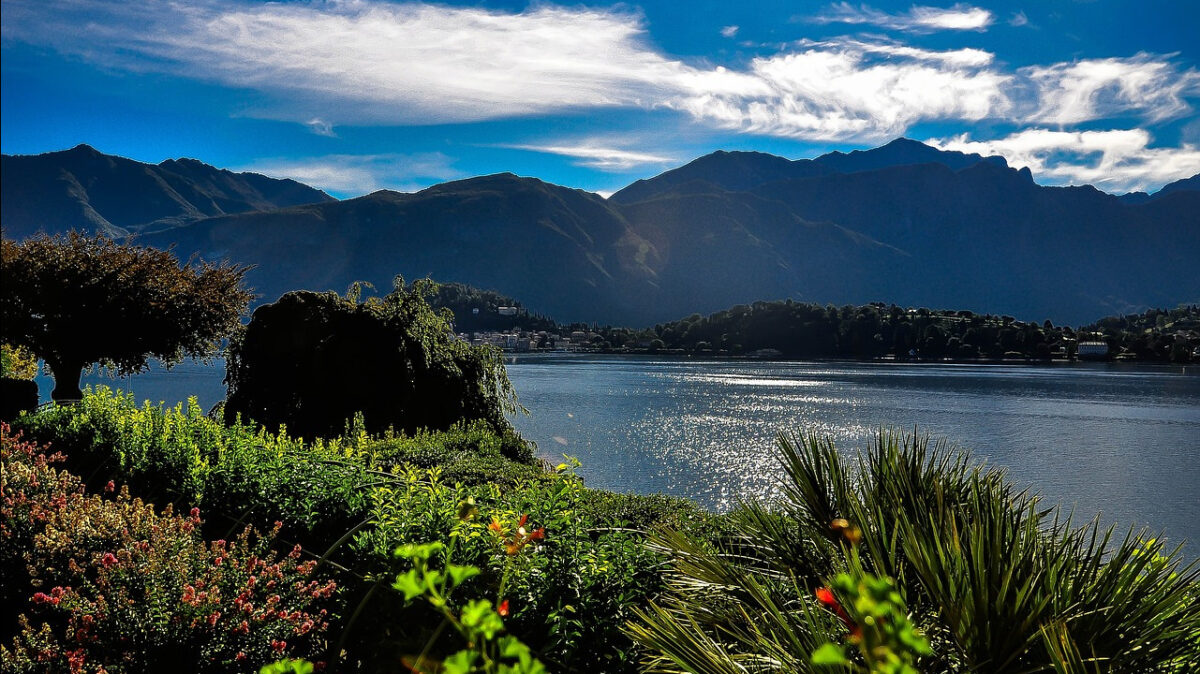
[630, 430, 1200, 674]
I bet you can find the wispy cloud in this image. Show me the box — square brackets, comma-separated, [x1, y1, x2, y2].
[502, 142, 676, 170]
[305, 118, 336, 137]
[1009, 11, 1030, 28]
[928, 129, 1200, 193]
[238, 153, 463, 197]
[794, 38, 995, 67]
[721, 25, 739, 38]
[4, 0, 739, 125]
[5, 0, 1198, 171]
[1022, 53, 1200, 125]
[808, 3, 993, 33]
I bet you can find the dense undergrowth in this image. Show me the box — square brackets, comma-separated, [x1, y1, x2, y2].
[6, 388, 714, 672]
[4, 388, 1199, 673]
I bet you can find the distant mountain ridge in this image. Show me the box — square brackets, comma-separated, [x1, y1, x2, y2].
[609, 138, 1018, 204]
[0, 144, 333, 240]
[2, 140, 1197, 326]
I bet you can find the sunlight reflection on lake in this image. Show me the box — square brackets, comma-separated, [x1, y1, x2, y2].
[505, 354, 1200, 551]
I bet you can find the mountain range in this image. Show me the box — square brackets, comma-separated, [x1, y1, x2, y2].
[3, 139, 1197, 326]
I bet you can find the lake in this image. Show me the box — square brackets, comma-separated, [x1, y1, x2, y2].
[39, 355, 1200, 549]
[502, 355, 1200, 550]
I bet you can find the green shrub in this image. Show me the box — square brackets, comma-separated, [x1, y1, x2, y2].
[0, 424, 335, 673]
[11, 390, 699, 672]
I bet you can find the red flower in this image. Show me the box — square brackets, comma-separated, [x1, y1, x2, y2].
[497, 599, 510, 617]
[815, 587, 859, 635]
[815, 587, 836, 606]
[104, 480, 115, 493]
[101, 552, 119, 568]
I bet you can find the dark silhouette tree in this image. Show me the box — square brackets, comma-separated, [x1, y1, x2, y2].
[0, 233, 252, 401]
[223, 278, 519, 440]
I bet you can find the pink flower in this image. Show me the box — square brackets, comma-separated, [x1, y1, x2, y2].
[101, 553, 119, 568]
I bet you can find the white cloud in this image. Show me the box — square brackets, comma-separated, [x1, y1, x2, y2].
[671, 45, 1011, 140]
[503, 142, 676, 171]
[928, 129, 1200, 192]
[1009, 11, 1030, 28]
[1022, 54, 1200, 125]
[795, 38, 995, 67]
[238, 153, 462, 196]
[721, 25, 739, 38]
[4, 0, 1197, 148]
[305, 118, 336, 137]
[6, 0, 741, 125]
[809, 3, 993, 33]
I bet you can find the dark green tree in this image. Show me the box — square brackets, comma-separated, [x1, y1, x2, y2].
[223, 278, 520, 440]
[0, 233, 252, 401]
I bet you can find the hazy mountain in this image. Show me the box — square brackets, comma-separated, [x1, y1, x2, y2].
[0, 144, 333, 239]
[1117, 174, 1200, 204]
[3, 141, 1197, 326]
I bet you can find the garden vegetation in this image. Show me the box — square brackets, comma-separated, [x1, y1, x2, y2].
[4, 392, 1197, 673]
[2, 236, 1197, 672]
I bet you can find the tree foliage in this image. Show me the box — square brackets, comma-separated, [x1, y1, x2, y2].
[0, 233, 252, 400]
[427, 282, 557, 334]
[223, 278, 520, 440]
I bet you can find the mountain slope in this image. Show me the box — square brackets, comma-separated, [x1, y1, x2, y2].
[138, 174, 664, 323]
[609, 137, 1009, 205]
[4, 141, 1197, 326]
[0, 144, 333, 239]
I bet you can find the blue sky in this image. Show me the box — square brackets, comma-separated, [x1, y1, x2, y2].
[3, 0, 1199, 198]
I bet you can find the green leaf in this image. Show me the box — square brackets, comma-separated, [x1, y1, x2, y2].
[392, 569, 426, 601]
[446, 563, 481, 588]
[259, 661, 314, 674]
[460, 599, 506, 639]
[811, 643, 850, 667]
[442, 650, 478, 674]
[497, 635, 532, 660]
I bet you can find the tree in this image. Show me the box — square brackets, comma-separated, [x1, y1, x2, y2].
[0, 233, 252, 401]
[223, 278, 520, 440]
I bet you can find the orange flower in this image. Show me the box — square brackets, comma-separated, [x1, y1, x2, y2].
[488, 518, 503, 534]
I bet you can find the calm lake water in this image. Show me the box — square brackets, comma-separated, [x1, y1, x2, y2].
[502, 355, 1200, 550]
[40, 355, 1200, 549]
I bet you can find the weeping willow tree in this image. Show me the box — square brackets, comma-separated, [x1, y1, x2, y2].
[224, 277, 520, 441]
[628, 431, 1200, 673]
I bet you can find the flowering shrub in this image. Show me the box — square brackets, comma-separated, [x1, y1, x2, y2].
[0, 424, 335, 673]
[11, 391, 712, 673]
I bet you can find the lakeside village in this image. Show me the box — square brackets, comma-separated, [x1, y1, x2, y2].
[454, 305, 1200, 361]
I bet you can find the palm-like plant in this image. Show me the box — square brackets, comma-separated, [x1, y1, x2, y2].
[627, 430, 1200, 673]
